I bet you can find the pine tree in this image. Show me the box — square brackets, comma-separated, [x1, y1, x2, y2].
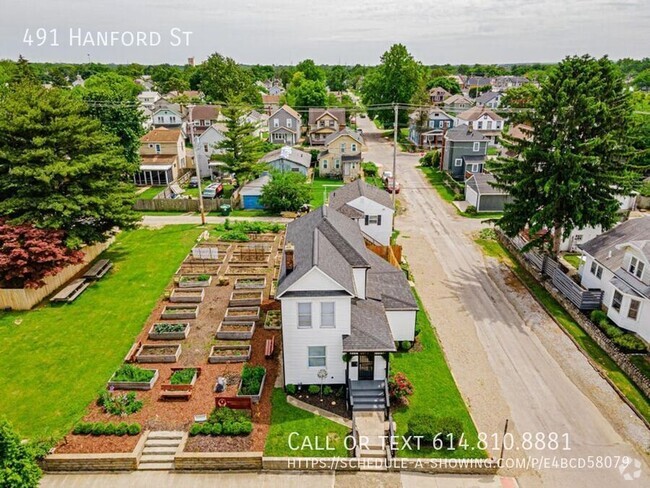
[490, 55, 636, 255]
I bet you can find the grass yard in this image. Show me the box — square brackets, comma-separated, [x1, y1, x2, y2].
[310, 177, 344, 207]
[474, 235, 650, 424]
[226, 209, 277, 217]
[391, 291, 485, 459]
[563, 253, 583, 269]
[264, 389, 350, 457]
[0, 225, 202, 440]
[418, 166, 456, 203]
[136, 186, 165, 200]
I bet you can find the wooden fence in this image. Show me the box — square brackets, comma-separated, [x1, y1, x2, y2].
[133, 197, 233, 212]
[366, 244, 402, 268]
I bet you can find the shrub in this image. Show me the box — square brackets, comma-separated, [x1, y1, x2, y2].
[201, 423, 213, 436]
[419, 150, 440, 168]
[407, 414, 464, 448]
[127, 423, 141, 436]
[260, 171, 311, 212]
[211, 423, 223, 436]
[399, 341, 412, 351]
[103, 423, 116, 436]
[0, 419, 42, 488]
[323, 386, 333, 396]
[112, 364, 155, 383]
[98, 391, 143, 416]
[307, 385, 320, 395]
[239, 365, 266, 395]
[189, 423, 202, 436]
[613, 334, 647, 353]
[388, 372, 414, 403]
[240, 421, 253, 435]
[73, 423, 92, 435]
[115, 422, 129, 436]
[90, 423, 106, 436]
[465, 205, 477, 215]
[285, 384, 297, 395]
[590, 310, 608, 324]
[170, 368, 197, 385]
[362, 162, 378, 177]
[220, 230, 250, 242]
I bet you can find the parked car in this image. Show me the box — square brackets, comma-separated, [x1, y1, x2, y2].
[202, 183, 224, 199]
[381, 170, 393, 183]
[385, 178, 400, 194]
[189, 176, 199, 188]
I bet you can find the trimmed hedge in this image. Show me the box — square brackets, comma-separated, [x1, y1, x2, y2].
[189, 407, 253, 437]
[73, 422, 141, 436]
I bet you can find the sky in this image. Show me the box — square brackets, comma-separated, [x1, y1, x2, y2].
[1, 0, 648, 65]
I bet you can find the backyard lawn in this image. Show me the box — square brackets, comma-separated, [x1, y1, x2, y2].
[310, 177, 344, 207]
[136, 186, 165, 200]
[563, 253, 583, 269]
[264, 389, 349, 457]
[391, 291, 484, 459]
[0, 225, 202, 440]
[418, 166, 456, 203]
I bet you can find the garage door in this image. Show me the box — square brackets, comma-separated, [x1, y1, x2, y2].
[242, 195, 264, 209]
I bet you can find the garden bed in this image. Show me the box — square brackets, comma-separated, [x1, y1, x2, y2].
[178, 275, 212, 288]
[176, 263, 221, 276]
[224, 306, 261, 323]
[148, 322, 190, 341]
[170, 288, 205, 303]
[161, 304, 199, 320]
[107, 365, 159, 391]
[246, 234, 277, 242]
[235, 243, 273, 252]
[229, 290, 263, 307]
[237, 365, 267, 404]
[263, 310, 282, 330]
[229, 253, 270, 264]
[216, 321, 256, 340]
[226, 266, 270, 276]
[168, 368, 199, 386]
[136, 344, 181, 363]
[234, 277, 266, 290]
[289, 387, 349, 419]
[208, 345, 251, 363]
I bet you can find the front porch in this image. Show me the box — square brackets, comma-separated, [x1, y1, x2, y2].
[345, 351, 390, 414]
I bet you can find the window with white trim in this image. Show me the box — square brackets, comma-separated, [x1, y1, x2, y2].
[454, 158, 463, 167]
[629, 256, 645, 279]
[611, 290, 623, 312]
[341, 142, 346, 153]
[473, 142, 480, 152]
[351, 143, 357, 152]
[155, 144, 161, 154]
[322, 159, 328, 169]
[628, 299, 640, 320]
[320, 302, 335, 328]
[273, 118, 279, 128]
[298, 303, 312, 328]
[590, 261, 603, 279]
[366, 215, 380, 225]
[203, 144, 209, 153]
[477, 121, 483, 129]
[487, 120, 493, 130]
[308, 346, 326, 367]
[335, 159, 340, 169]
[470, 163, 480, 173]
[287, 118, 292, 128]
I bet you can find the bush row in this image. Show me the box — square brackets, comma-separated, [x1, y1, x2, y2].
[189, 420, 253, 437]
[72, 422, 141, 436]
[590, 310, 647, 353]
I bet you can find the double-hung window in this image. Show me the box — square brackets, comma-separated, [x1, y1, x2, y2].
[308, 346, 326, 367]
[590, 261, 603, 279]
[611, 290, 623, 312]
[473, 142, 480, 152]
[628, 299, 640, 320]
[287, 118, 292, 128]
[298, 303, 312, 328]
[320, 302, 335, 328]
[454, 158, 463, 167]
[629, 257, 645, 279]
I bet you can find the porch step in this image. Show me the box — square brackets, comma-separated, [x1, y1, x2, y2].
[352, 390, 384, 398]
[350, 380, 385, 391]
[145, 439, 180, 448]
[142, 446, 177, 455]
[146, 431, 184, 440]
[138, 462, 175, 471]
[139, 454, 175, 464]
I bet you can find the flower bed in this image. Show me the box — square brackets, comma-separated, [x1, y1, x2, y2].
[136, 344, 181, 363]
[237, 365, 266, 403]
[72, 422, 142, 437]
[208, 345, 251, 363]
[216, 321, 256, 340]
[263, 310, 282, 330]
[148, 322, 190, 340]
[189, 407, 253, 437]
[169, 368, 198, 385]
[107, 365, 159, 390]
[234, 277, 266, 290]
[170, 288, 205, 303]
[229, 290, 263, 307]
[224, 306, 260, 323]
[161, 304, 199, 320]
[178, 274, 212, 288]
[226, 266, 270, 276]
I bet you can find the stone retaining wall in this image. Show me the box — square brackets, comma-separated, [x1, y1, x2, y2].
[174, 452, 263, 470]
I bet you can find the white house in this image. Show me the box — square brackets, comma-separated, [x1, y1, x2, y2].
[328, 179, 395, 246]
[277, 206, 417, 411]
[474, 91, 503, 109]
[261, 146, 311, 175]
[137, 90, 161, 110]
[455, 106, 504, 145]
[578, 217, 650, 342]
[195, 124, 228, 178]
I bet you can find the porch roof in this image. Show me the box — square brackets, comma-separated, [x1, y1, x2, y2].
[343, 299, 396, 352]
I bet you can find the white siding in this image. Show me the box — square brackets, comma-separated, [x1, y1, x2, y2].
[347, 196, 394, 246]
[560, 226, 603, 252]
[284, 267, 351, 294]
[353, 268, 366, 299]
[465, 185, 479, 207]
[196, 127, 226, 177]
[373, 355, 387, 381]
[386, 310, 416, 342]
[605, 291, 650, 342]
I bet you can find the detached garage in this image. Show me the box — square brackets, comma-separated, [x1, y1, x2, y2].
[465, 173, 510, 212]
[240, 173, 271, 209]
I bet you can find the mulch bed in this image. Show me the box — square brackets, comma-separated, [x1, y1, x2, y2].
[55, 434, 141, 454]
[290, 389, 350, 419]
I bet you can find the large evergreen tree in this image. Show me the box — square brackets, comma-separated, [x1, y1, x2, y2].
[0, 419, 41, 488]
[491, 55, 636, 255]
[0, 83, 139, 247]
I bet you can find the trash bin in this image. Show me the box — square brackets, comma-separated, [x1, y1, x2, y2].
[219, 204, 231, 216]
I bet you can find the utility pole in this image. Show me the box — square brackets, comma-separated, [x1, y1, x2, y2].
[392, 103, 398, 208]
[188, 104, 206, 226]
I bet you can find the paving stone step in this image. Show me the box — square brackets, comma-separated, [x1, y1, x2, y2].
[139, 454, 175, 464]
[147, 431, 184, 440]
[138, 461, 175, 471]
[145, 439, 181, 448]
[142, 446, 177, 455]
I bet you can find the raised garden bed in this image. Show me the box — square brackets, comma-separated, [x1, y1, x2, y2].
[136, 344, 181, 363]
[234, 277, 266, 290]
[176, 263, 221, 276]
[269, 280, 278, 299]
[237, 365, 267, 403]
[264, 310, 282, 330]
[224, 306, 260, 323]
[178, 275, 212, 288]
[229, 253, 270, 264]
[161, 304, 199, 320]
[226, 266, 270, 276]
[108, 365, 159, 390]
[148, 322, 190, 340]
[208, 345, 251, 363]
[229, 290, 263, 307]
[246, 234, 277, 242]
[170, 288, 205, 303]
[216, 321, 256, 340]
[235, 243, 273, 252]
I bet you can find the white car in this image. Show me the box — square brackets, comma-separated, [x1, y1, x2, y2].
[381, 170, 393, 183]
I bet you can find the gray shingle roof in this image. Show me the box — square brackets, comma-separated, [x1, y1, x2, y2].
[308, 108, 346, 125]
[466, 173, 506, 195]
[475, 91, 501, 104]
[365, 252, 418, 310]
[329, 179, 394, 211]
[261, 147, 311, 168]
[343, 299, 396, 352]
[445, 124, 487, 142]
[324, 128, 364, 146]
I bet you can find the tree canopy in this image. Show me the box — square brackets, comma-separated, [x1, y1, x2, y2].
[260, 171, 311, 212]
[0, 419, 42, 488]
[193, 53, 260, 105]
[285, 72, 327, 109]
[426, 76, 461, 95]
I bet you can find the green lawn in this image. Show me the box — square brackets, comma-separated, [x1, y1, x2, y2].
[391, 291, 485, 459]
[474, 235, 650, 423]
[418, 166, 458, 203]
[487, 147, 499, 156]
[136, 186, 165, 200]
[563, 253, 583, 269]
[0, 225, 202, 440]
[310, 177, 344, 207]
[264, 389, 350, 457]
[226, 209, 278, 217]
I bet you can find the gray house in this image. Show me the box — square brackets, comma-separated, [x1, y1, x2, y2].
[408, 109, 455, 148]
[269, 105, 302, 145]
[442, 125, 488, 180]
[465, 173, 510, 211]
[261, 146, 311, 175]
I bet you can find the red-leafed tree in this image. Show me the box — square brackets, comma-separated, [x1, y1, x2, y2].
[0, 219, 83, 289]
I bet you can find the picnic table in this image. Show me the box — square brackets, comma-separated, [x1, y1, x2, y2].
[50, 278, 90, 303]
[83, 259, 113, 280]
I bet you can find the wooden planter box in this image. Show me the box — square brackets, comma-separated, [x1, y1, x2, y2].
[170, 288, 204, 303]
[216, 321, 256, 340]
[224, 307, 260, 323]
[208, 345, 251, 363]
[234, 277, 266, 290]
[264, 310, 282, 330]
[107, 369, 159, 391]
[237, 373, 266, 403]
[229, 290, 263, 307]
[148, 323, 190, 341]
[136, 344, 181, 363]
[178, 276, 212, 288]
[161, 305, 199, 320]
[227, 266, 269, 276]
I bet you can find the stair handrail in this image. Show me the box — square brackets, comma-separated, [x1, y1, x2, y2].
[386, 412, 395, 464]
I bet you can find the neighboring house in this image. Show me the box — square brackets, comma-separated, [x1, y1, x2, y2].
[137, 91, 161, 110]
[317, 128, 366, 182]
[429, 86, 451, 104]
[269, 105, 302, 145]
[165, 90, 204, 101]
[455, 106, 504, 145]
[277, 205, 417, 411]
[261, 146, 311, 175]
[190, 105, 220, 136]
[135, 128, 186, 186]
[442, 94, 473, 111]
[262, 95, 280, 115]
[408, 109, 455, 148]
[239, 173, 271, 209]
[474, 91, 503, 109]
[268, 85, 284, 96]
[492, 76, 529, 90]
[578, 217, 650, 342]
[71, 75, 85, 87]
[329, 179, 395, 246]
[247, 110, 269, 139]
[464, 76, 493, 90]
[138, 106, 153, 131]
[464, 173, 510, 212]
[308, 108, 346, 146]
[152, 106, 186, 136]
[195, 124, 228, 179]
[441, 125, 488, 180]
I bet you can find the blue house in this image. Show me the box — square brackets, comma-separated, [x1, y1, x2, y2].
[239, 173, 271, 209]
[261, 146, 311, 175]
[408, 109, 455, 148]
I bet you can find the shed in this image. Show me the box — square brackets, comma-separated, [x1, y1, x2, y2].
[465, 173, 510, 212]
[240, 173, 271, 209]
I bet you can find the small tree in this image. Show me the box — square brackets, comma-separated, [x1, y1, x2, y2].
[0, 419, 42, 488]
[0, 219, 83, 289]
[259, 172, 310, 212]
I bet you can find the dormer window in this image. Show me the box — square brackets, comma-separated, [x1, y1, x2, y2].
[629, 256, 645, 279]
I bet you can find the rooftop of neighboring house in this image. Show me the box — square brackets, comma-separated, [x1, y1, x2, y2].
[152, 103, 183, 115]
[445, 124, 487, 142]
[466, 173, 506, 195]
[165, 90, 202, 99]
[475, 91, 501, 104]
[141, 127, 182, 143]
[262, 94, 280, 105]
[261, 146, 311, 168]
[429, 86, 451, 96]
[308, 108, 346, 125]
[329, 179, 394, 211]
[507, 124, 533, 141]
[191, 105, 220, 121]
[239, 173, 272, 196]
[271, 104, 301, 120]
[324, 127, 364, 146]
[466, 76, 493, 87]
[409, 108, 454, 123]
[443, 94, 473, 106]
[457, 106, 504, 122]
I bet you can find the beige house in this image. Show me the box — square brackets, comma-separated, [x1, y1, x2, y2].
[308, 108, 346, 145]
[135, 128, 187, 186]
[317, 128, 366, 182]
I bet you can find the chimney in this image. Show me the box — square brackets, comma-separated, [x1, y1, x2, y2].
[285, 242, 295, 274]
